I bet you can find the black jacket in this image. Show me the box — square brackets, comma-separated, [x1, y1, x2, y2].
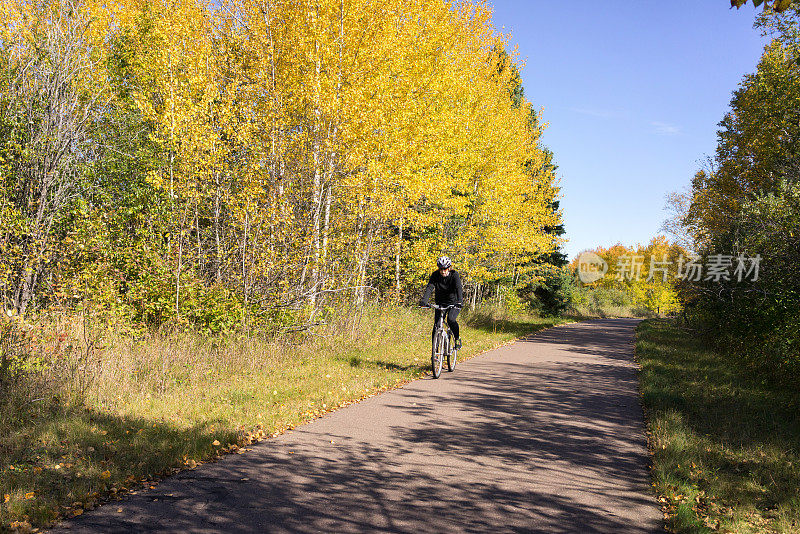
[420, 270, 463, 306]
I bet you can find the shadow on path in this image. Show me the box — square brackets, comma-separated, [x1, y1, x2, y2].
[51, 318, 661, 534]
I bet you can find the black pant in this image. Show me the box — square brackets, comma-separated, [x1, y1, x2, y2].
[433, 306, 460, 343]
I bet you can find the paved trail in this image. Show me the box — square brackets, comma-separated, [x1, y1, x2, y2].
[53, 318, 662, 533]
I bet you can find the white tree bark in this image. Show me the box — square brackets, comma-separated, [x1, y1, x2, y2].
[5, 2, 99, 315]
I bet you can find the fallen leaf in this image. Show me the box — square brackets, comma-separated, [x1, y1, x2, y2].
[187, 459, 197, 469]
[3, 494, 9, 503]
[100, 470, 111, 479]
[212, 440, 221, 446]
[8, 520, 32, 533]
[24, 492, 35, 500]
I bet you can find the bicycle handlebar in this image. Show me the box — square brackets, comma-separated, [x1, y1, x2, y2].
[420, 304, 462, 311]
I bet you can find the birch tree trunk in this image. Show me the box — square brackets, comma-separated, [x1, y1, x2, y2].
[213, 171, 222, 283]
[175, 207, 187, 319]
[395, 217, 404, 299]
[309, 24, 324, 310]
[319, 1, 343, 303]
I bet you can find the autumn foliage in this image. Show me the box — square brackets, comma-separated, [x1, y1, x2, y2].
[0, 0, 562, 332]
[675, 6, 800, 379]
[570, 237, 686, 317]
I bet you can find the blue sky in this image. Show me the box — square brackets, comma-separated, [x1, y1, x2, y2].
[486, 1, 770, 260]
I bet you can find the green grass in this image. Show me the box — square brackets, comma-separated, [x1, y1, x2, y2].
[636, 319, 800, 533]
[0, 305, 568, 531]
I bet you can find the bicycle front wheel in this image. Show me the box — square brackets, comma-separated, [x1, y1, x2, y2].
[447, 332, 458, 372]
[431, 330, 444, 378]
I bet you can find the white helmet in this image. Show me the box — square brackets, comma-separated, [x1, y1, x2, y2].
[437, 256, 452, 269]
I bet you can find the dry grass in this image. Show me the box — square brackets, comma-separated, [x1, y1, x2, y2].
[0, 305, 568, 530]
[569, 304, 655, 319]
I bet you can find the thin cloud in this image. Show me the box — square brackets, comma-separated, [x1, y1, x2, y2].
[651, 121, 681, 136]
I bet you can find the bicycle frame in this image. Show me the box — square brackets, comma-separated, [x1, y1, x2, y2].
[433, 305, 453, 334]
[425, 304, 457, 378]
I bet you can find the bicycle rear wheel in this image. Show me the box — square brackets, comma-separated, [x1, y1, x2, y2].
[431, 330, 444, 378]
[447, 332, 458, 372]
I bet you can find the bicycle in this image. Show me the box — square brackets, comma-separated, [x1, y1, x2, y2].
[423, 304, 459, 378]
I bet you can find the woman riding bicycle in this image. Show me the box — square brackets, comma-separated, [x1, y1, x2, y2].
[419, 256, 464, 350]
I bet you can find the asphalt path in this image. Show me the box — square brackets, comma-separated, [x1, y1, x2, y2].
[52, 318, 662, 533]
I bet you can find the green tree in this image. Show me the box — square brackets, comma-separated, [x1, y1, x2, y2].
[681, 6, 800, 378]
[687, 38, 800, 247]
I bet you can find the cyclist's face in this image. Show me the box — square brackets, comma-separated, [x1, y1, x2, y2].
[439, 267, 450, 276]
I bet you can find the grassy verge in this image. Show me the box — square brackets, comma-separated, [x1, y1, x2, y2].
[636, 319, 800, 533]
[1, 305, 568, 531]
[568, 304, 654, 319]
